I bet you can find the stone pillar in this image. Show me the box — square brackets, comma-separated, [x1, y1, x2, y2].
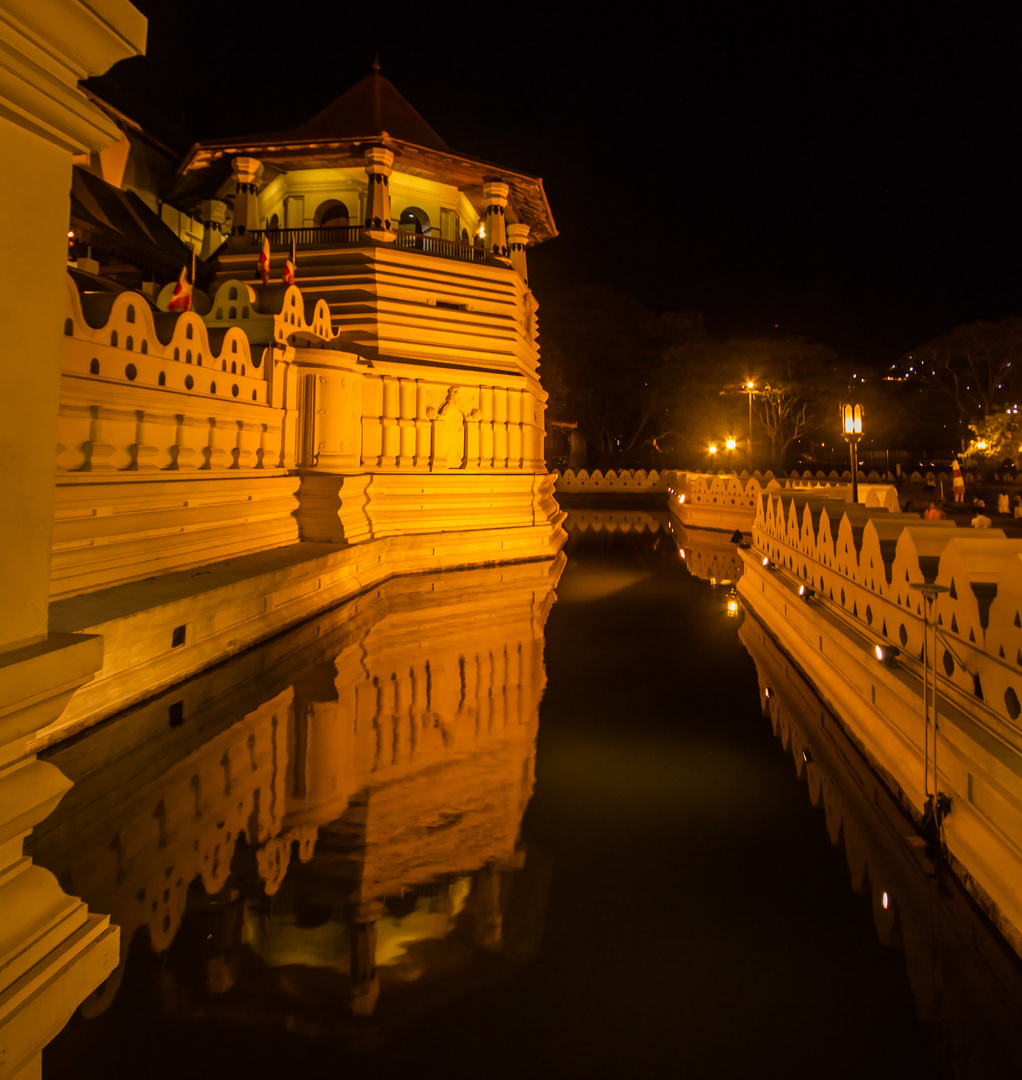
[348, 900, 383, 1015]
[479, 387, 494, 469]
[229, 157, 262, 240]
[483, 180, 510, 261]
[199, 199, 227, 260]
[474, 863, 504, 951]
[507, 222, 530, 284]
[414, 380, 431, 467]
[380, 375, 400, 466]
[363, 147, 395, 241]
[493, 387, 508, 468]
[0, 3, 145, 1071]
[398, 378, 416, 467]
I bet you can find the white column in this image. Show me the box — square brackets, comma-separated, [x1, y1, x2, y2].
[229, 157, 262, 239]
[199, 199, 227, 260]
[507, 222, 530, 284]
[0, 1, 145, 1072]
[483, 180, 510, 262]
[363, 147, 396, 241]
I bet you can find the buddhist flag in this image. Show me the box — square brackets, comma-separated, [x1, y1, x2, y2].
[284, 237, 295, 286]
[168, 266, 192, 312]
[258, 233, 270, 286]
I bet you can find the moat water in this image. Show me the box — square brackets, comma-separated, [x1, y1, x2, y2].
[31, 510, 1022, 1079]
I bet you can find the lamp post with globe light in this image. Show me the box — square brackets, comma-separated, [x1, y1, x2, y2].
[841, 402, 864, 504]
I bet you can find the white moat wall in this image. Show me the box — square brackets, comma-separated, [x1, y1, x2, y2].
[738, 490, 1022, 954]
[555, 469, 898, 531]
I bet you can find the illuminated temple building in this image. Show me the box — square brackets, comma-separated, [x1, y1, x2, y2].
[0, 2, 562, 1073]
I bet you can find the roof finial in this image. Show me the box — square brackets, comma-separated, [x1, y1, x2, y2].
[372, 51, 380, 74]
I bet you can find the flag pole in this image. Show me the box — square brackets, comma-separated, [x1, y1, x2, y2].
[190, 245, 196, 290]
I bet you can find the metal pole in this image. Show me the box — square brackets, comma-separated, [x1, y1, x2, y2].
[922, 596, 931, 805]
[849, 439, 858, 503]
[933, 618, 940, 823]
[748, 390, 753, 473]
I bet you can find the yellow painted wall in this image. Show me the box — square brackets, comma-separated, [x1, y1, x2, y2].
[0, 115, 72, 650]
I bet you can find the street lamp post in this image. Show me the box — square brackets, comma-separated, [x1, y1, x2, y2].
[841, 401, 864, 504]
[744, 380, 755, 472]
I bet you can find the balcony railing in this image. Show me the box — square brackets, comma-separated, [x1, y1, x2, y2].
[254, 225, 362, 248]
[395, 230, 488, 263]
[247, 226, 489, 265]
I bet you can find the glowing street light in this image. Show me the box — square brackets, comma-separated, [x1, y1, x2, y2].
[840, 401, 864, 504]
[708, 443, 718, 456]
[725, 436, 736, 450]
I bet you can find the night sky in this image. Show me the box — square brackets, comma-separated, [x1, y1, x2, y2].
[88, 2, 1022, 365]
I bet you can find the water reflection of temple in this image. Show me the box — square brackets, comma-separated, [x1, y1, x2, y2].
[668, 517, 745, 586]
[28, 557, 561, 1061]
[739, 612, 1022, 1080]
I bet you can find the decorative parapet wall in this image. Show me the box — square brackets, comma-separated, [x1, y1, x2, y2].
[56, 275, 559, 597]
[554, 468, 682, 492]
[750, 490, 1022, 725]
[740, 490, 1022, 954]
[670, 471, 898, 532]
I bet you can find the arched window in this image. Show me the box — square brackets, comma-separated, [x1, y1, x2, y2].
[89, 358, 99, 375]
[126, 304, 135, 323]
[461, 229, 470, 245]
[314, 199, 349, 229]
[267, 213, 279, 233]
[158, 371, 166, 386]
[398, 206, 430, 235]
[64, 318, 73, 336]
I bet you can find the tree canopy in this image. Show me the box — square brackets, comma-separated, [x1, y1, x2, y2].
[898, 318, 1022, 449]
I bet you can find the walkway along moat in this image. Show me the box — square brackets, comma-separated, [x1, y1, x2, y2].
[29, 512, 1022, 1078]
